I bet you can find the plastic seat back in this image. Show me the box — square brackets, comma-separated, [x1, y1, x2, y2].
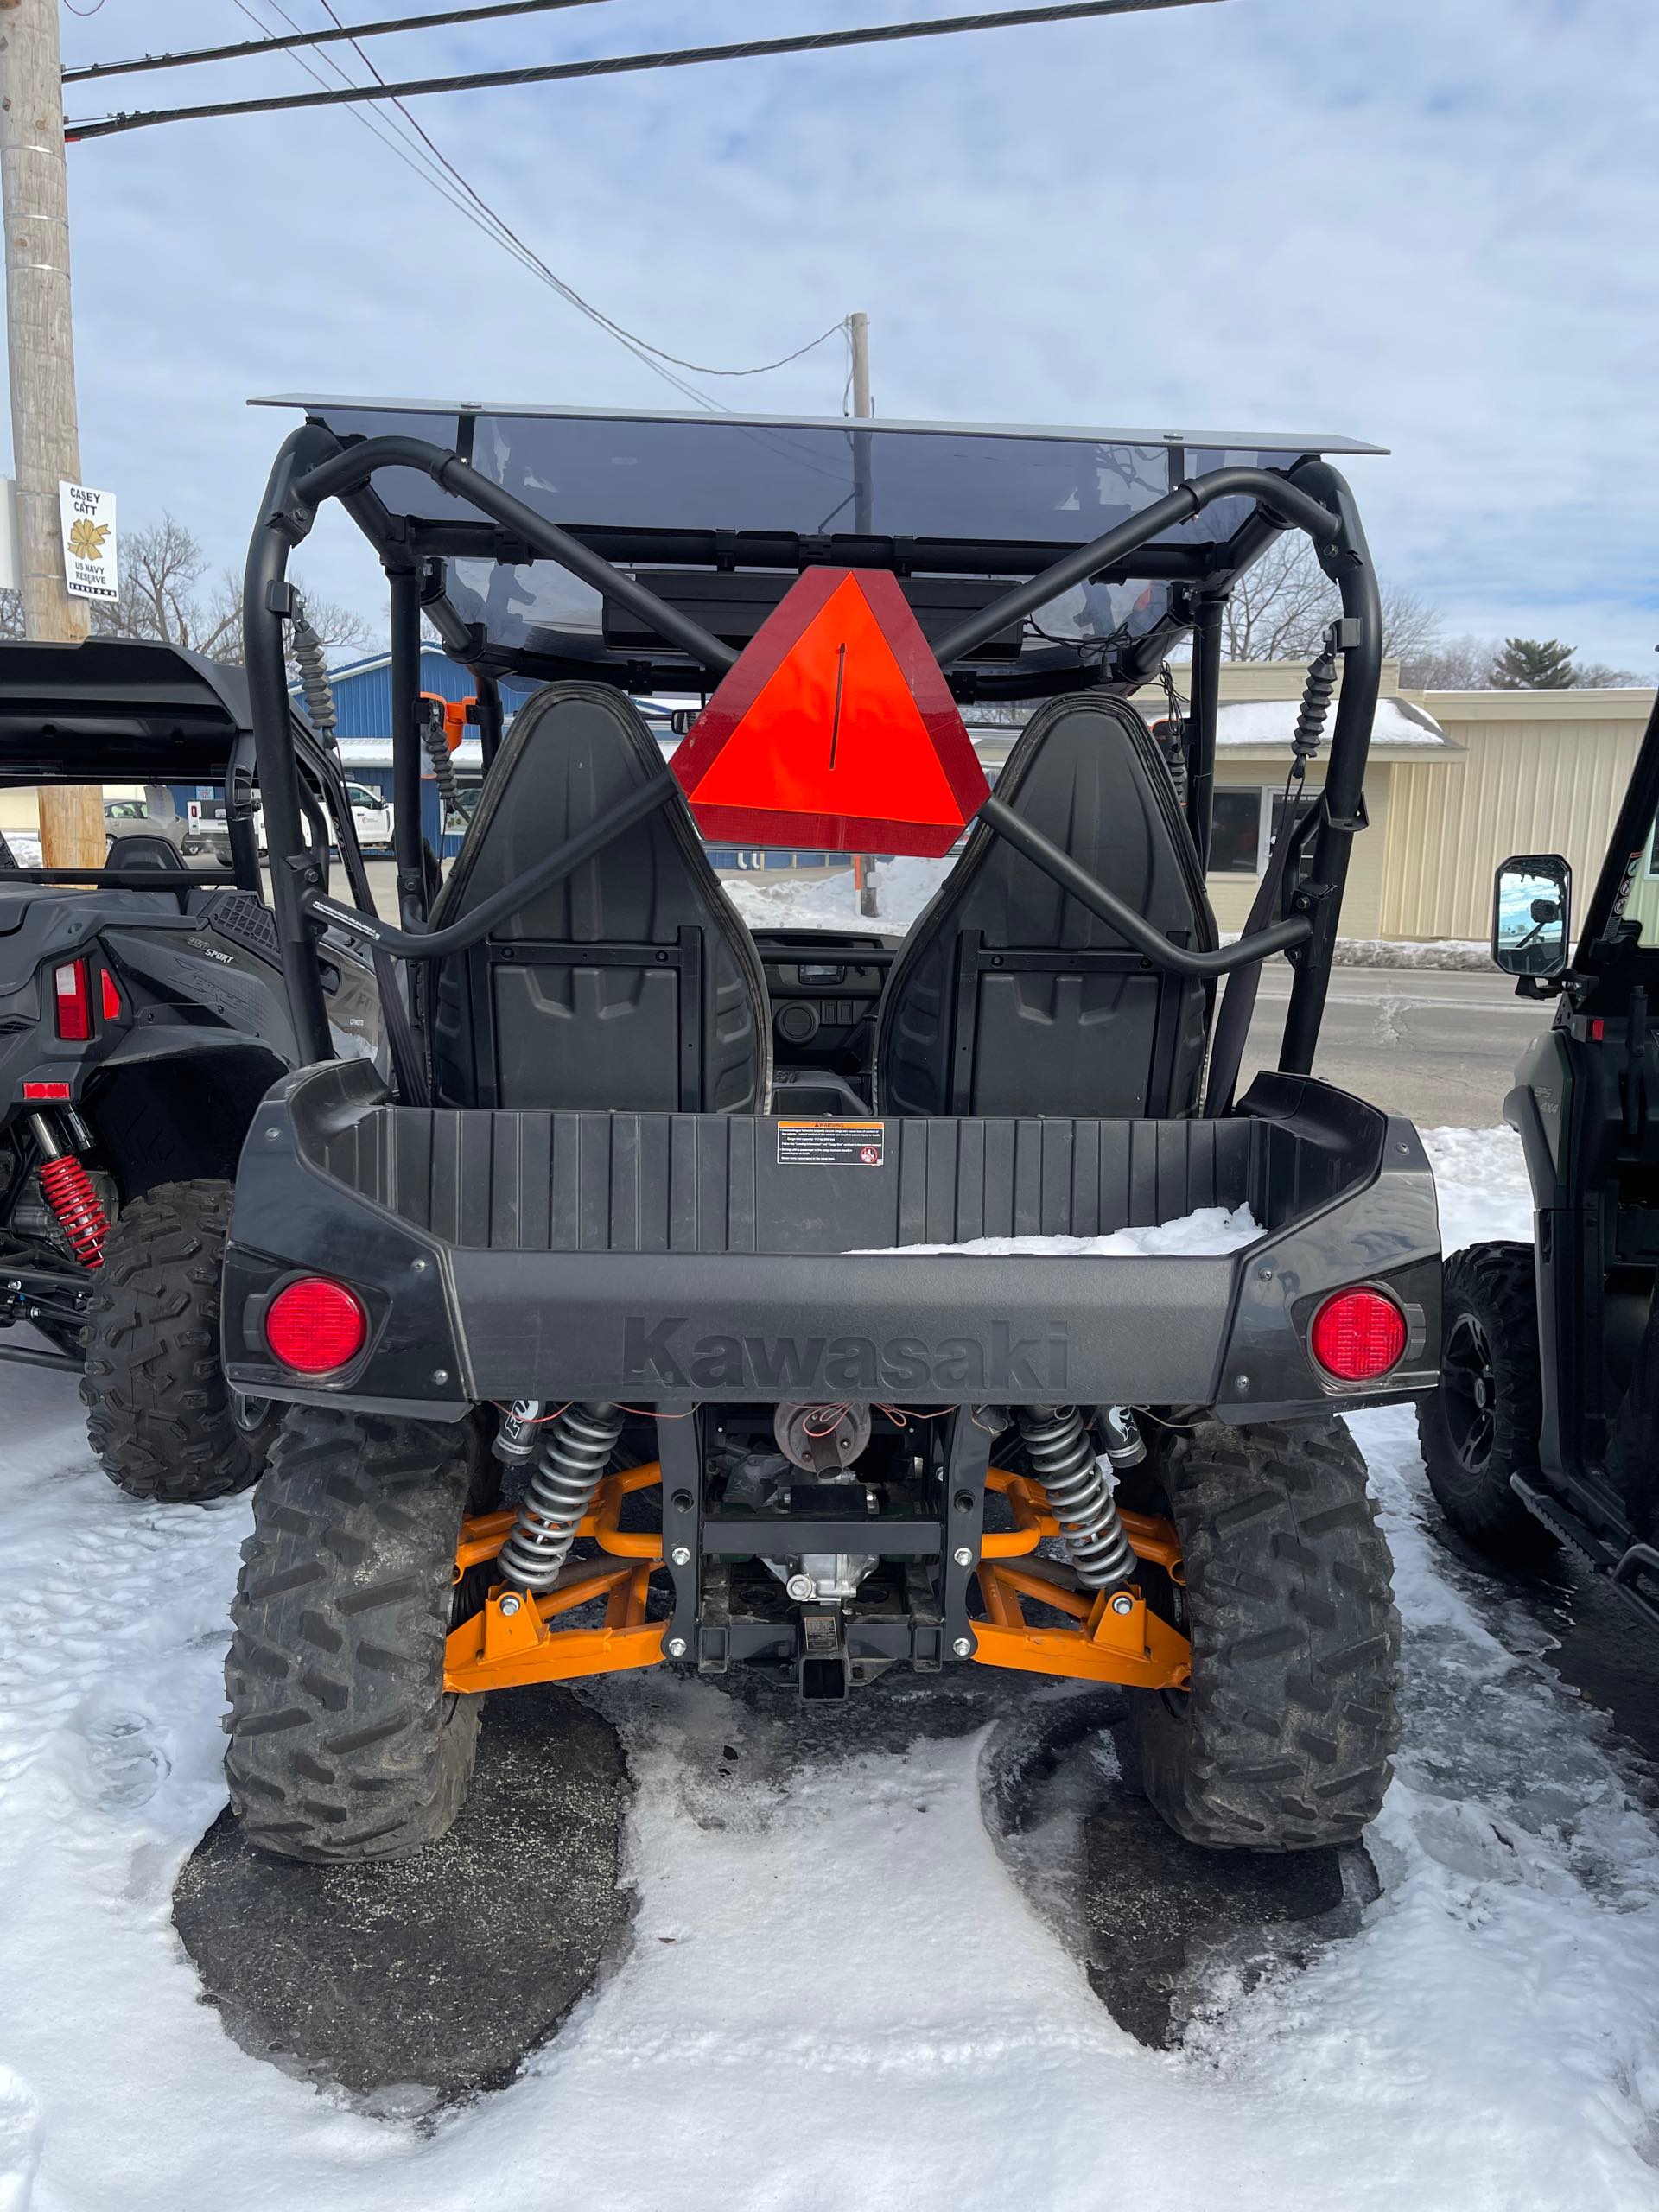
[429, 683, 769, 1112]
[875, 695, 1215, 1119]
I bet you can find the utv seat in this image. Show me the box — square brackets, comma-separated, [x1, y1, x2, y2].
[429, 683, 770, 1112]
[875, 694, 1216, 1119]
[105, 833, 187, 871]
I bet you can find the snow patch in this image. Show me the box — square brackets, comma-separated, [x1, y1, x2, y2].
[1216, 696, 1448, 748]
[1332, 937, 1493, 970]
[858, 1202, 1260, 1258]
[724, 854, 948, 932]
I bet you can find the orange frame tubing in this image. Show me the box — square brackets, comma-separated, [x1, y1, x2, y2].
[446, 1462, 668, 1692]
[446, 1459, 1191, 1694]
[974, 1465, 1191, 1691]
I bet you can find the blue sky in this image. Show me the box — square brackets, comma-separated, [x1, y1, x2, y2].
[32, 0, 1659, 671]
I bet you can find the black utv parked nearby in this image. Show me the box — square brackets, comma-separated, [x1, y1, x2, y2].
[1420, 689, 1659, 1628]
[0, 639, 380, 1500]
[217, 398, 1437, 1866]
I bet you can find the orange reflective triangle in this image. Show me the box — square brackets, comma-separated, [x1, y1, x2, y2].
[671, 569, 989, 857]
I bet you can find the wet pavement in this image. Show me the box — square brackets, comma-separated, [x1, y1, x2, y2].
[174, 1688, 632, 2105]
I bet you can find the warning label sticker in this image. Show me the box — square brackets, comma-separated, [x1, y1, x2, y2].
[777, 1119, 886, 1167]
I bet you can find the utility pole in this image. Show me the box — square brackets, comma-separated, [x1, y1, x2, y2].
[0, 0, 102, 866]
[848, 309, 871, 420]
[847, 311, 878, 918]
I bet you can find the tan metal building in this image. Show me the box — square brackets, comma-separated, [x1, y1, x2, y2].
[1132, 664, 1656, 945]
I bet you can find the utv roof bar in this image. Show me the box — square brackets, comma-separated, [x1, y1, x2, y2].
[290, 435, 743, 680]
[304, 773, 681, 957]
[302, 771, 1313, 980]
[929, 466, 1339, 667]
[245, 417, 1382, 1076]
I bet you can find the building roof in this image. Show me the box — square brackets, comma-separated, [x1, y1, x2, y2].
[1214, 696, 1459, 756]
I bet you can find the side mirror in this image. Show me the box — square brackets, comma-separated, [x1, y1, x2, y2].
[1492, 853, 1571, 978]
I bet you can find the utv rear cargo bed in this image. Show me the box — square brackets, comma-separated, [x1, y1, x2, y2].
[224, 1058, 1440, 1419]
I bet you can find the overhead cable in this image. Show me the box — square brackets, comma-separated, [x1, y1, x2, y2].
[67, 1, 1224, 139]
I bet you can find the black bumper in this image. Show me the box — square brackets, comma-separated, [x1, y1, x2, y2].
[223, 1059, 1440, 1421]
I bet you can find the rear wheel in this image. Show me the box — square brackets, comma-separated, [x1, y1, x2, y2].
[224, 1406, 484, 1864]
[1416, 1243, 1553, 1561]
[81, 1178, 278, 1503]
[1122, 1417, 1399, 1851]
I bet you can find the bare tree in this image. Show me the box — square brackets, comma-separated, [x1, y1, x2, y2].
[1221, 536, 1443, 673]
[1219, 537, 1335, 661]
[1, 515, 375, 667]
[1571, 658, 1644, 688]
[1397, 632, 1496, 690]
[87, 516, 223, 656]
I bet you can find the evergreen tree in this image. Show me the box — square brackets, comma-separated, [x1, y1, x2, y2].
[1489, 637, 1578, 689]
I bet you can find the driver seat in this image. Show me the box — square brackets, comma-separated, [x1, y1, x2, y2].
[875, 695, 1216, 1119]
[429, 683, 770, 1113]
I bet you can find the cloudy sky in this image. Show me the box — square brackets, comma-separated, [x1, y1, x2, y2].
[31, 0, 1659, 672]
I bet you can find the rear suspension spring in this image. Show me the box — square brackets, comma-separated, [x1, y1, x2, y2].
[1015, 1403, 1142, 1591]
[30, 1116, 107, 1269]
[496, 1401, 625, 1594]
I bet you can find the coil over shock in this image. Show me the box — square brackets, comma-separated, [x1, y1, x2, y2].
[418, 696, 462, 814]
[1015, 1403, 1145, 1591]
[29, 1113, 107, 1268]
[494, 1400, 625, 1594]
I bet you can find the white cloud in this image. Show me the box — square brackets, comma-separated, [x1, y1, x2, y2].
[21, 0, 1656, 674]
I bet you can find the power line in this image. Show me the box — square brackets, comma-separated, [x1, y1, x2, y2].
[62, 0, 620, 84]
[67, 0, 1224, 139]
[232, 0, 845, 410]
[228, 0, 720, 407]
[310, 0, 849, 379]
[222, 0, 843, 406]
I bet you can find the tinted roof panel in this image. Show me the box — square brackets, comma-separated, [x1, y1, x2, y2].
[255, 397, 1381, 548]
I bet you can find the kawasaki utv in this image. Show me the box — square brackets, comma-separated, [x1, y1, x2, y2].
[1419, 688, 1659, 1628]
[219, 398, 1437, 1862]
[0, 637, 381, 1499]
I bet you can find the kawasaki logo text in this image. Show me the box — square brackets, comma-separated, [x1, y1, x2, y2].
[621, 1316, 1068, 1392]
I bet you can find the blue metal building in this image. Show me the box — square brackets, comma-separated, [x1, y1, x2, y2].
[313, 651, 836, 866]
[315, 648, 541, 858]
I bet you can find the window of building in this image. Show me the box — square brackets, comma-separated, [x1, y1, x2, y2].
[1209, 786, 1302, 875]
[1211, 789, 1267, 874]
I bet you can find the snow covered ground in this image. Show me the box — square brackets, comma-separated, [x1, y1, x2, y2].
[4, 1128, 1659, 2210]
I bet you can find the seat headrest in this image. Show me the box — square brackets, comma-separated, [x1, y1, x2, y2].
[105, 833, 187, 872]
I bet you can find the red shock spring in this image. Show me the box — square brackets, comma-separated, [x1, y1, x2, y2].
[39, 1153, 108, 1269]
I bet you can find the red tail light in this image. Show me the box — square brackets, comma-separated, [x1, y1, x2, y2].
[99, 969, 122, 1022]
[53, 959, 91, 1041]
[1310, 1288, 1408, 1382]
[265, 1277, 368, 1375]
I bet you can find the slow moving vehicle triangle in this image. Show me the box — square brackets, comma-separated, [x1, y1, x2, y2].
[671, 568, 990, 855]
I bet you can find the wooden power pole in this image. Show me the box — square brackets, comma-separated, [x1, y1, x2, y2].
[0, 0, 102, 866]
[848, 310, 871, 420]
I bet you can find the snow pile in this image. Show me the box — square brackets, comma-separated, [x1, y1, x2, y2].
[859, 1200, 1259, 1258]
[6, 1127, 1659, 2207]
[724, 854, 949, 932]
[2, 832, 41, 866]
[1421, 1123, 1533, 1255]
[1216, 696, 1448, 749]
[1333, 938, 1492, 970]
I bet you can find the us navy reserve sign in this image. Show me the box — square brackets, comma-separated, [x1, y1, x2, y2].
[58, 482, 118, 602]
[621, 1316, 1070, 1392]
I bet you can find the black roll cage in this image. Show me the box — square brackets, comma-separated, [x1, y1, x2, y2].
[243, 419, 1383, 1090]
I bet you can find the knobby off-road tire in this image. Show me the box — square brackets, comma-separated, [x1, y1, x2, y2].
[81, 1178, 277, 1503]
[1123, 1417, 1400, 1851]
[1415, 1242, 1553, 1563]
[224, 1407, 483, 1864]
